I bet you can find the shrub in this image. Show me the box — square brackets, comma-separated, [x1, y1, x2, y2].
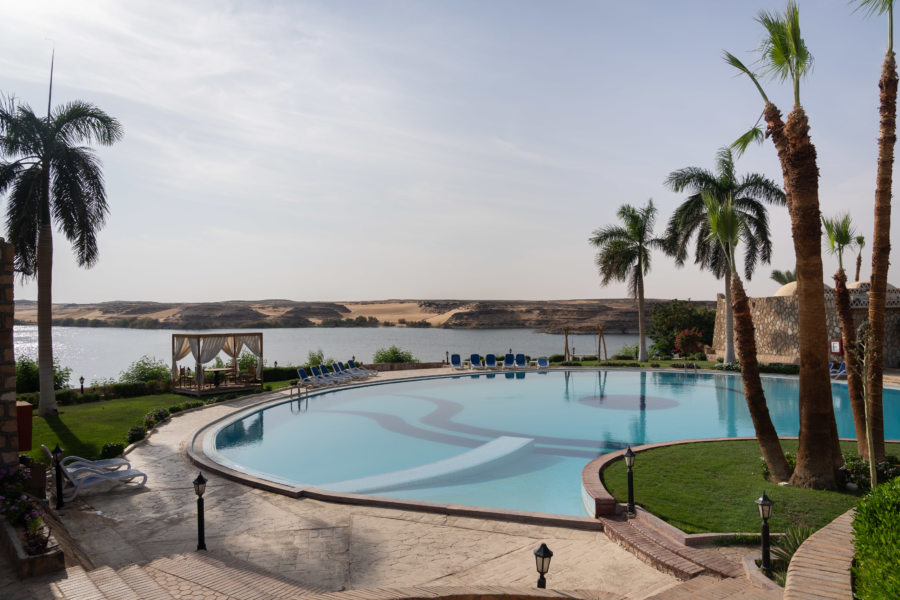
[649, 362, 660, 368]
[548, 354, 566, 363]
[142, 407, 170, 429]
[614, 344, 638, 360]
[842, 452, 900, 491]
[307, 349, 325, 367]
[770, 526, 814, 586]
[238, 350, 265, 372]
[715, 362, 741, 372]
[760, 452, 796, 481]
[168, 405, 183, 414]
[15, 355, 71, 393]
[126, 426, 146, 444]
[100, 443, 125, 459]
[119, 355, 170, 383]
[648, 299, 716, 357]
[373, 345, 416, 363]
[559, 361, 582, 367]
[674, 327, 704, 356]
[853, 476, 900, 599]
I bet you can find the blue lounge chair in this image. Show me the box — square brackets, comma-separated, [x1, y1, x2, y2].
[536, 357, 549, 369]
[450, 354, 464, 370]
[515, 353, 527, 369]
[831, 361, 847, 380]
[323, 363, 353, 383]
[297, 368, 322, 387]
[348, 360, 377, 376]
[470, 354, 484, 369]
[503, 353, 515, 369]
[485, 354, 499, 369]
[336, 362, 366, 380]
[308, 365, 333, 385]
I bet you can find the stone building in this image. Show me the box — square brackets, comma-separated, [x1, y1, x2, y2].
[710, 280, 900, 367]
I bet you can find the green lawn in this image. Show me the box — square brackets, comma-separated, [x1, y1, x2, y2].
[602, 440, 899, 534]
[23, 379, 296, 463]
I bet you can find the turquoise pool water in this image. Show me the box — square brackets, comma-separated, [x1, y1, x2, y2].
[209, 370, 900, 516]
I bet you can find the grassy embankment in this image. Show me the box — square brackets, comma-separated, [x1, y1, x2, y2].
[602, 439, 900, 534]
[23, 379, 295, 463]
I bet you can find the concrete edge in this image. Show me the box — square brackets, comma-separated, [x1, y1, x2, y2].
[741, 554, 784, 592]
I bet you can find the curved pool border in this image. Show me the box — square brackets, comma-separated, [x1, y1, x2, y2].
[186, 368, 870, 530]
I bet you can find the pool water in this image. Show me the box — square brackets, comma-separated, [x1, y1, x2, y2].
[209, 370, 900, 516]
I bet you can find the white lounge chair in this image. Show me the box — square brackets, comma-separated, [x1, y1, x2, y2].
[42, 444, 130, 472]
[60, 464, 147, 501]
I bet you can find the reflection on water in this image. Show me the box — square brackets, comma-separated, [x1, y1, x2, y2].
[216, 413, 264, 449]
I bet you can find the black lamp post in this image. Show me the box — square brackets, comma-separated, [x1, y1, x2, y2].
[52, 444, 64, 509]
[193, 472, 208, 550]
[756, 491, 774, 577]
[533, 543, 553, 589]
[79, 376, 85, 394]
[624, 446, 636, 516]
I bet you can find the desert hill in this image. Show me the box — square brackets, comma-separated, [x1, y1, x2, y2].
[14, 298, 715, 332]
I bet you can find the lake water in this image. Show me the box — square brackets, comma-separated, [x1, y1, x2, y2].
[13, 325, 640, 384]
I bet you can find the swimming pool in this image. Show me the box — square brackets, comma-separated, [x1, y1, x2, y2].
[207, 370, 900, 516]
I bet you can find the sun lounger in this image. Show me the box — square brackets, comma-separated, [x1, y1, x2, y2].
[296, 368, 323, 387]
[60, 464, 147, 501]
[309, 365, 336, 385]
[503, 353, 515, 369]
[41, 444, 130, 472]
[322, 363, 352, 384]
[831, 361, 847, 380]
[335, 361, 366, 380]
[485, 354, 499, 370]
[515, 353, 527, 369]
[536, 357, 550, 368]
[348, 360, 378, 376]
[470, 354, 484, 370]
[450, 354, 464, 370]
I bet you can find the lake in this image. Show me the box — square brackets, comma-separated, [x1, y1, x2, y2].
[13, 326, 640, 384]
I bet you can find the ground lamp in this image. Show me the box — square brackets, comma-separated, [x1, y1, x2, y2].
[533, 543, 553, 589]
[79, 376, 85, 394]
[52, 444, 64, 509]
[756, 491, 774, 577]
[193, 471, 208, 551]
[624, 446, 636, 515]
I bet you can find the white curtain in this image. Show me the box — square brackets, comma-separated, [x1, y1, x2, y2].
[240, 335, 263, 378]
[188, 336, 228, 388]
[222, 336, 244, 360]
[189, 338, 202, 387]
[172, 336, 191, 381]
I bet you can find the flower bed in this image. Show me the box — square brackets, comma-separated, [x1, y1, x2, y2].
[0, 465, 63, 577]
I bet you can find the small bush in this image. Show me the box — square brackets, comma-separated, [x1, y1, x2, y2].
[649, 363, 660, 368]
[559, 361, 582, 367]
[548, 354, 566, 363]
[715, 362, 741, 372]
[15, 355, 72, 393]
[771, 526, 814, 586]
[119, 355, 170, 383]
[168, 405, 183, 414]
[853, 476, 900, 599]
[126, 426, 146, 444]
[760, 452, 796, 481]
[100, 443, 125, 459]
[373, 345, 417, 363]
[614, 343, 638, 360]
[842, 452, 900, 491]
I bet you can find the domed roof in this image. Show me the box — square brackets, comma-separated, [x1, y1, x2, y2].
[847, 280, 899, 291]
[773, 281, 834, 297]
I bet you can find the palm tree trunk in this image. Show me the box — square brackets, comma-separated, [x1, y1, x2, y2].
[855, 252, 863, 282]
[731, 274, 791, 481]
[36, 222, 56, 417]
[866, 50, 897, 464]
[724, 266, 736, 363]
[834, 269, 867, 457]
[637, 274, 647, 362]
[782, 106, 841, 489]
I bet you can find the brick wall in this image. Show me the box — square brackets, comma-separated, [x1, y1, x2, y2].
[0, 238, 16, 470]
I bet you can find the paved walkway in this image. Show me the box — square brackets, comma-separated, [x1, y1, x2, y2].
[8, 368, 680, 598]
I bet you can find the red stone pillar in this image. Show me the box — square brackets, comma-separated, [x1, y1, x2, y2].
[0, 238, 17, 471]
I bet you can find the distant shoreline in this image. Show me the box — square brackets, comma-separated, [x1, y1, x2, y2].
[14, 298, 715, 332]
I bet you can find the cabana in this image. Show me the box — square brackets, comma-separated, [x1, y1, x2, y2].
[172, 332, 264, 396]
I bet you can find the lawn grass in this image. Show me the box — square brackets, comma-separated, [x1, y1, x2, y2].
[22, 379, 296, 464]
[602, 439, 900, 534]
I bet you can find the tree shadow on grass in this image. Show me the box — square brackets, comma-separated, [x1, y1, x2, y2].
[43, 414, 95, 460]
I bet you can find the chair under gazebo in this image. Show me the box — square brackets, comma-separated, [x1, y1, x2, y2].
[172, 332, 264, 396]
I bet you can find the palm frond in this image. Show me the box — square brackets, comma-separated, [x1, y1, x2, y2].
[4, 165, 42, 277]
[771, 269, 796, 285]
[850, 0, 893, 18]
[723, 51, 770, 103]
[732, 126, 765, 157]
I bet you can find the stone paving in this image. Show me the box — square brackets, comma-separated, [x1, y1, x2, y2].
[4, 368, 680, 599]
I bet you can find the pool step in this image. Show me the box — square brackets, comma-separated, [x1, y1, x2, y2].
[628, 515, 743, 578]
[600, 518, 706, 580]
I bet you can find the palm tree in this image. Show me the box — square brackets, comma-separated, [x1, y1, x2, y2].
[854, 235, 866, 282]
[664, 147, 784, 364]
[0, 76, 123, 416]
[853, 0, 895, 464]
[725, 1, 841, 489]
[770, 269, 796, 285]
[823, 213, 868, 457]
[589, 200, 666, 362]
[704, 193, 791, 480]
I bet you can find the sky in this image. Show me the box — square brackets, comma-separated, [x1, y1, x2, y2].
[1, 0, 897, 304]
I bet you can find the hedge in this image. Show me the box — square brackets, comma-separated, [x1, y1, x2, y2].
[852, 477, 900, 599]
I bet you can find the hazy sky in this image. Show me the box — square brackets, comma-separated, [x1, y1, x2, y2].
[2, 1, 897, 304]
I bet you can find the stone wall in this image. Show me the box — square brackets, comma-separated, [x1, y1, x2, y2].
[0, 239, 17, 470]
[711, 290, 900, 366]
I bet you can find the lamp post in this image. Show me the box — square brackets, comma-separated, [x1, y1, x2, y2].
[79, 376, 85, 394]
[756, 491, 774, 577]
[52, 444, 64, 509]
[624, 446, 636, 516]
[533, 543, 553, 589]
[193, 472, 208, 551]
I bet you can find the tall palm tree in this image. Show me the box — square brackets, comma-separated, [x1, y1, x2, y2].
[853, 0, 895, 464]
[725, 1, 841, 489]
[823, 213, 868, 456]
[0, 76, 123, 416]
[854, 235, 866, 282]
[589, 200, 666, 362]
[664, 147, 784, 364]
[770, 269, 796, 285]
[705, 193, 791, 481]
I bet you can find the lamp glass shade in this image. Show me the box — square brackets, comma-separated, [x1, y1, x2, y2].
[756, 491, 774, 520]
[193, 472, 208, 497]
[533, 543, 553, 575]
[52, 444, 63, 460]
[624, 446, 635, 468]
